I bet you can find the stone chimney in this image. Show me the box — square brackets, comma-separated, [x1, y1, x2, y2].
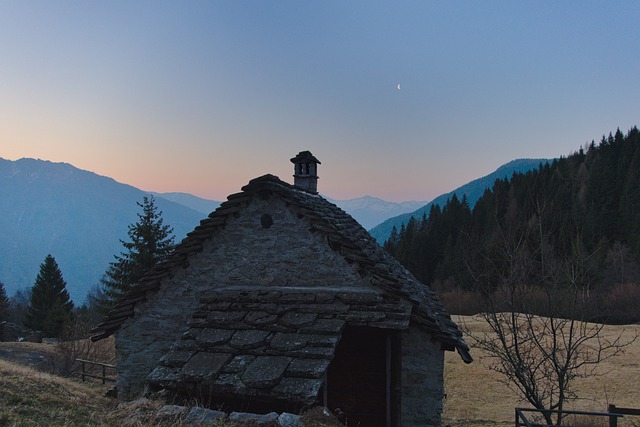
[290, 151, 321, 194]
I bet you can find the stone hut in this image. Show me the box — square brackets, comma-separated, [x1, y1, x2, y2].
[92, 151, 472, 427]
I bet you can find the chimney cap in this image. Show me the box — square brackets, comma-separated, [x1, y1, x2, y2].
[290, 150, 321, 165]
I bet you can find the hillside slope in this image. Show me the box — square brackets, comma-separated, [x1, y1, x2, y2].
[151, 191, 221, 215]
[369, 158, 549, 243]
[0, 157, 429, 303]
[0, 158, 205, 302]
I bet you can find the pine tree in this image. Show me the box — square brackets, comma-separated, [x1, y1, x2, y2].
[102, 196, 175, 309]
[0, 281, 9, 322]
[24, 255, 74, 337]
[383, 226, 399, 253]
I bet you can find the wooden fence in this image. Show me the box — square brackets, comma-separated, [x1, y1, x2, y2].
[75, 358, 116, 384]
[515, 405, 640, 427]
[515, 408, 620, 426]
[608, 405, 640, 427]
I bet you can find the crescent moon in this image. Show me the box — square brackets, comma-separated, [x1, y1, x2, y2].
[396, 83, 401, 90]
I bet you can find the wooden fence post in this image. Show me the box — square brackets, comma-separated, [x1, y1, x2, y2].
[74, 359, 116, 384]
[608, 404, 617, 427]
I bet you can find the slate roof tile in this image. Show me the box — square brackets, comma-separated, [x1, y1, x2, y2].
[242, 356, 292, 389]
[245, 311, 279, 326]
[147, 286, 412, 405]
[159, 350, 196, 368]
[272, 378, 323, 402]
[286, 358, 329, 379]
[148, 365, 179, 382]
[228, 330, 271, 350]
[195, 329, 233, 347]
[269, 333, 309, 351]
[180, 352, 231, 382]
[221, 355, 255, 374]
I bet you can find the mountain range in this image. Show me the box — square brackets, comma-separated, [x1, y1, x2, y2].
[0, 158, 423, 302]
[324, 196, 426, 230]
[0, 156, 550, 303]
[0, 158, 207, 302]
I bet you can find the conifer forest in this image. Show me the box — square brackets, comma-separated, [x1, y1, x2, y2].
[385, 127, 640, 324]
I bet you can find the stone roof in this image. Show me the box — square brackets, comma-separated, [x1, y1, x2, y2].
[91, 174, 471, 363]
[147, 286, 410, 405]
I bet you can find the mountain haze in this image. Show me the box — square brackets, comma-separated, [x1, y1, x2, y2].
[325, 196, 426, 230]
[0, 158, 418, 303]
[0, 158, 206, 302]
[0, 156, 548, 304]
[369, 158, 551, 243]
[151, 192, 221, 215]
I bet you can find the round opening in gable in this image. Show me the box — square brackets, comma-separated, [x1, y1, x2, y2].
[261, 213, 274, 229]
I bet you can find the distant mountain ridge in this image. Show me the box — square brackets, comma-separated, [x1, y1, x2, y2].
[0, 158, 420, 303]
[150, 192, 221, 215]
[369, 158, 551, 243]
[0, 158, 208, 302]
[324, 196, 427, 230]
[0, 156, 548, 303]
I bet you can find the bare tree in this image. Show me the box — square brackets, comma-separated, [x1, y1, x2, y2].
[55, 316, 115, 377]
[466, 210, 637, 425]
[7, 288, 31, 326]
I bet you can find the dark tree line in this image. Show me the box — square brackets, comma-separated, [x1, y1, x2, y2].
[1, 195, 176, 338]
[0, 281, 9, 322]
[385, 127, 640, 323]
[1, 255, 75, 338]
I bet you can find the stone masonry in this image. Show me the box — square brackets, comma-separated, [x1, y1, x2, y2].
[92, 171, 472, 426]
[115, 195, 372, 399]
[399, 327, 445, 427]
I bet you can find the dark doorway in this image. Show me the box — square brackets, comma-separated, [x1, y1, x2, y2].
[326, 327, 388, 427]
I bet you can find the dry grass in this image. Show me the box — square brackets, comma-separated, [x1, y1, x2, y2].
[1, 318, 639, 426]
[0, 341, 60, 359]
[0, 358, 116, 426]
[0, 358, 240, 426]
[0, 341, 60, 355]
[443, 315, 640, 426]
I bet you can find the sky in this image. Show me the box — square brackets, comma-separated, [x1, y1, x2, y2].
[1, 1, 639, 203]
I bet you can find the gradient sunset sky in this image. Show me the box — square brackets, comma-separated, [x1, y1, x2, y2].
[2, 1, 639, 202]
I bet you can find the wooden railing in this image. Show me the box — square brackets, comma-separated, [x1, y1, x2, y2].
[608, 404, 640, 427]
[75, 359, 116, 384]
[515, 407, 623, 427]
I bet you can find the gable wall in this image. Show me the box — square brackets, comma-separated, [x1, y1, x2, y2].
[115, 193, 372, 399]
[398, 326, 445, 427]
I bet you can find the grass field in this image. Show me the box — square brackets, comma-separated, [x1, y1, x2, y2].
[0, 318, 638, 426]
[442, 315, 640, 426]
[0, 358, 116, 426]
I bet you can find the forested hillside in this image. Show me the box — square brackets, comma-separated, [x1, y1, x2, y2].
[385, 127, 640, 323]
[369, 158, 548, 242]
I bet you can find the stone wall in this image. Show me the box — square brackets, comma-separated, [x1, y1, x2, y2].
[399, 326, 445, 427]
[115, 193, 372, 399]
